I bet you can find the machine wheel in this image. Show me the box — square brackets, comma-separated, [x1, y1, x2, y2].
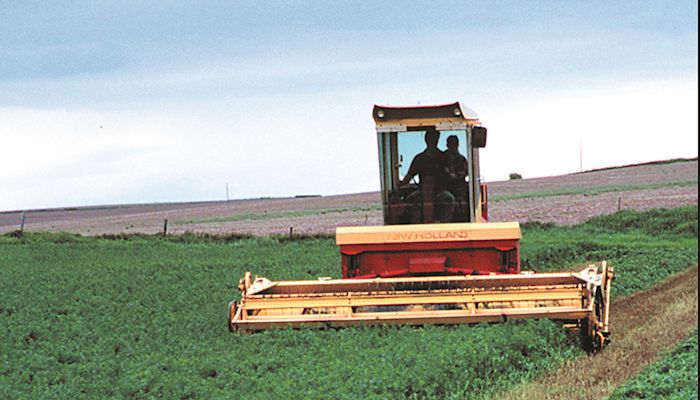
[592, 284, 609, 351]
[580, 286, 609, 353]
[579, 319, 602, 353]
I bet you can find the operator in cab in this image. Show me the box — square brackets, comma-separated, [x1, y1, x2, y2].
[398, 127, 456, 223]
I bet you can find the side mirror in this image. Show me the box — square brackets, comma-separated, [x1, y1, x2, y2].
[472, 126, 487, 148]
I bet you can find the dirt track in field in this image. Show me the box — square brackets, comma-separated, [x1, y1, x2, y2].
[0, 159, 696, 236]
[495, 266, 699, 400]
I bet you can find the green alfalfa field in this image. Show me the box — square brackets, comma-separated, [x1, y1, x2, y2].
[0, 206, 697, 399]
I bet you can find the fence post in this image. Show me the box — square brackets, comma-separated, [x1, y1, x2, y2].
[289, 227, 293, 238]
[20, 212, 26, 233]
[163, 219, 168, 236]
[617, 197, 621, 212]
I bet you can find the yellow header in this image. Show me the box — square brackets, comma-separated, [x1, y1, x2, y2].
[336, 222, 521, 245]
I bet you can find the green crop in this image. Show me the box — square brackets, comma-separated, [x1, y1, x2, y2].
[0, 206, 696, 399]
[520, 205, 697, 298]
[0, 236, 576, 399]
[607, 330, 698, 400]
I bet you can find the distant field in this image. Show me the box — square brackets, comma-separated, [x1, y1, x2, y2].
[1, 207, 697, 399]
[0, 159, 696, 236]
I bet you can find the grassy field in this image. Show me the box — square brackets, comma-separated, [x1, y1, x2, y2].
[490, 179, 697, 202]
[173, 205, 381, 226]
[0, 206, 696, 399]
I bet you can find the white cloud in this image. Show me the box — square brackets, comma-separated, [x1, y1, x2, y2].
[479, 78, 698, 181]
[0, 91, 380, 210]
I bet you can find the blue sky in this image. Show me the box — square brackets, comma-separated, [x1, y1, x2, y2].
[1, 1, 697, 211]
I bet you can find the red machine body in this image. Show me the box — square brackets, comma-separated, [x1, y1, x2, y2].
[337, 222, 521, 279]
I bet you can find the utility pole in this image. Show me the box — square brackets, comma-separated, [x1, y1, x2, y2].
[579, 140, 583, 172]
[226, 183, 230, 201]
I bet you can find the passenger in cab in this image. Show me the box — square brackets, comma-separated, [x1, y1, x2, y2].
[444, 135, 468, 208]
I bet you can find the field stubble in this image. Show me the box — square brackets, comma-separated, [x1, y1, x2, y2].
[0, 159, 696, 236]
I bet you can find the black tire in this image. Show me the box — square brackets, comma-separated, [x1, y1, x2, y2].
[579, 319, 594, 353]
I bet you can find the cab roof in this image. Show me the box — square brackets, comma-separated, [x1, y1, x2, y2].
[372, 102, 480, 123]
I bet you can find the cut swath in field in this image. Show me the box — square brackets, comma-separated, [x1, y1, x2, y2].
[607, 329, 698, 399]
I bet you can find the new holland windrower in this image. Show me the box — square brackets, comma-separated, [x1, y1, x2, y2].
[228, 103, 614, 351]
